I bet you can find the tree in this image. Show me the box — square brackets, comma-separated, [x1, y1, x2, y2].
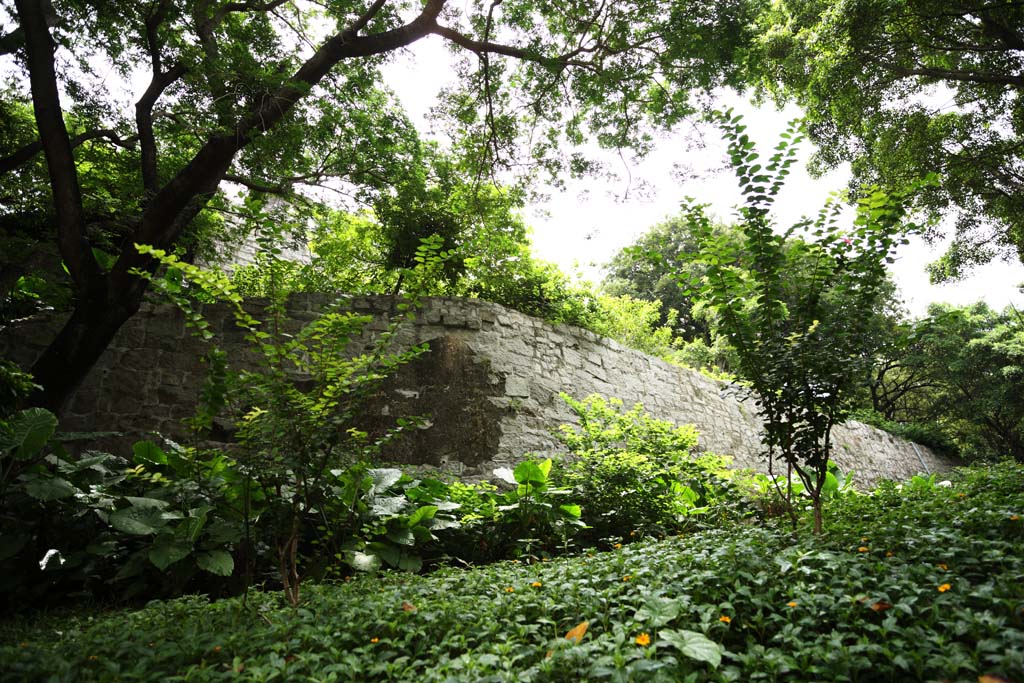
[1, 0, 754, 413]
[684, 112, 928, 532]
[603, 214, 742, 342]
[906, 302, 1024, 461]
[749, 0, 1024, 279]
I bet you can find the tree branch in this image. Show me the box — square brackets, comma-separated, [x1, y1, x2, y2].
[345, 0, 388, 39]
[0, 26, 24, 54]
[136, 0, 185, 192]
[114, 0, 450, 284]
[0, 128, 137, 176]
[12, 0, 101, 292]
[888, 63, 1024, 89]
[431, 23, 588, 67]
[211, 0, 291, 26]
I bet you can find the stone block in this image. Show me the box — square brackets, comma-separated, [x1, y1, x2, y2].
[505, 376, 531, 398]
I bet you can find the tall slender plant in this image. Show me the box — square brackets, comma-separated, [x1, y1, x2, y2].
[137, 232, 452, 604]
[681, 111, 934, 532]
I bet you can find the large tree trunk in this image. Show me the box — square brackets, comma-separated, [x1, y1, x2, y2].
[28, 278, 145, 414]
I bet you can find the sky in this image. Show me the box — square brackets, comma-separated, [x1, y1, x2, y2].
[382, 37, 1024, 319]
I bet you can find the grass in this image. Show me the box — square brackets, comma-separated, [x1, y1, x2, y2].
[2, 462, 1022, 682]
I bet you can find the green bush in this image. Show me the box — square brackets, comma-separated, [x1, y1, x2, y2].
[433, 459, 584, 564]
[552, 394, 751, 543]
[0, 411, 248, 610]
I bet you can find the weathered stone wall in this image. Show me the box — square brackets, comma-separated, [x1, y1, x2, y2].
[1, 294, 957, 485]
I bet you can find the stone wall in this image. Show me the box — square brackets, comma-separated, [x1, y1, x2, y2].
[1, 294, 958, 486]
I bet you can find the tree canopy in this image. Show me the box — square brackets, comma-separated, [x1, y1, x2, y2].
[748, 0, 1024, 280]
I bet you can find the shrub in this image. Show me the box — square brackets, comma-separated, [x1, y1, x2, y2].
[434, 459, 584, 564]
[552, 394, 750, 543]
[681, 112, 935, 532]
[137, 237, 455, 604]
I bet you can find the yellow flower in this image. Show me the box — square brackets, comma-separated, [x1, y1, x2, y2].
[786, 601, 798, 608]
[861, 536, 869, 542]
[505, 586, 515, 593]
[938, 583, 951, 593]
[622, 575, 632, 582]
[937, 563, 948, 571]
[885, 551, 894, 557]
[719, 615, 731, 624]
[857, 546, 869, 552]
[613, 543, 622, 549]
[370, 637, 379, 644]
[635, 632, 651, 647]
[1011, 514, 1020, 521]
[531, 581, 543, 588]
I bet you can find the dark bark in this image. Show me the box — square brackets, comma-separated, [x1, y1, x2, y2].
[28, 293, 142, 414]
[13, 0, 101, 292]
[0, 129, 136, 177]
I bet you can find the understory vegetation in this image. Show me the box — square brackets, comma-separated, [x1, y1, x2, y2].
[2, 462, 1022, 683]
[3, 0, 1024, 680]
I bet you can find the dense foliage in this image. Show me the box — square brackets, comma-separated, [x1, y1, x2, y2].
[552, 394, 752, 544]
[860, 301, 1024, 462]
[748, 0, 1024, 280]
[3, 3, 1024, 678]
[2, 462, 1022, 682]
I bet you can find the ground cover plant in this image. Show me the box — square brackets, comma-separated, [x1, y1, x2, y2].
[3, 462, 1021, 683]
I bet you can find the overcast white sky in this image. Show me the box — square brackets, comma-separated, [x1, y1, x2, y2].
[382, 38, 1024, 319]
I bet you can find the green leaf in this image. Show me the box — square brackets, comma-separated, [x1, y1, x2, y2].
[407, 504, 438, 527]
[368, 541, 400, 567]
[659, 629, 723, 668]
[124, 496, 170, 509]
[559, 503, 582, 518]
[370, 495, 407, 517]
[181, 506, 213, 542]
[635, 596, 683, 627]
[513, 459, 549, 487]
[1, 408, 58, 460]
[205, 520, 243, 545]
[397, 550, 422, 573]
[196, 550, 234, 576]
[148, 535, 193, 570]
[369, 468, 403, 495]
[386, 527, 415, 546]
[133, 440, 167, 466]
[61, 452, 115, 474]
[24, 476, 77, 501]
[109, 506, 171, 535]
